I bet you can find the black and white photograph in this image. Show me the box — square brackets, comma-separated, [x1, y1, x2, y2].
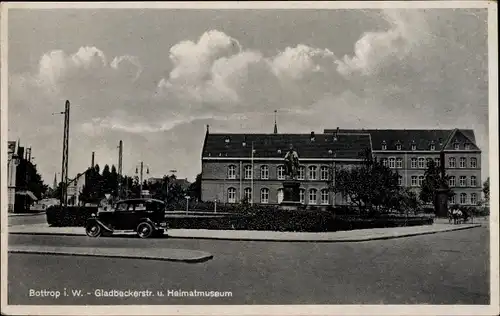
[1, 1, 498, 315]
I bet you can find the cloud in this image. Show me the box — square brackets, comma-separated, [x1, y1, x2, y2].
[336, 9, 431, 77]
[270, 44, 336, 80]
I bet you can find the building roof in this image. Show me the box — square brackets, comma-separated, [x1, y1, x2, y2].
[323, 128, 477, 151]
[202, 133, 372, 159]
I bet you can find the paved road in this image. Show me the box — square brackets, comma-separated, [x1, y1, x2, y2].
[8, 225, 489, 305]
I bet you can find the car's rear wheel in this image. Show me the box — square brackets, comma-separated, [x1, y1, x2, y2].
[136, 222, 154, 238]
[86, 222, 102, 237]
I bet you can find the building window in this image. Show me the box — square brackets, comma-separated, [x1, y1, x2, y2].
[277, 166, 285, 180]
[426, 158, 433, 167]
[449, 176, 456, 187]
[418, 175, 424, 187]
[244, 165, 252, 179]
[449, 157, 456, 168]
[260, 188, 269, 204]
[228, 165, 236, 179]
[396, 144, 402, 151]
[320, 166, 329, 181]
[298, 166, 305, 180]
[434, 158, 440, 167]
[228, 187, 236, 203]
[411, 143, 416, 151]
[389, 157, 396, 169]
[277, 189, 284, 204]
[260, 165, 269, 179]
[309, 189, 317, 204]
[430, 144, 436, 151]
[459, 157, 466, 168]
[411, 158, 418, 169]
[411, 176, 418, 187]
[396, 158, 403, 169]
[382, 143, 387, 150]
[454, 142, 460, 150]
[459, 176, 466, 187]
[470, 176, 477, 187]
[470, 157, 477, 168]
[320, 189, 329, 205]
[244, 187, 252, 201]
[309, 166, 317, 180]
[471, 193, 477, 205]
[398, 175, 403, 186]
[459, 193, 467, 204]
[382, 158, 388, 167]
[464, 143, 471, 150]
[299, 188, 305, 203]
[449, 194, 456, 204]
[418, 158, 425, 169]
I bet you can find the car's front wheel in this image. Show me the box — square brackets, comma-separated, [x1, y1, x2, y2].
[136, 221, 154, 238]
[85, 222, 102, 237]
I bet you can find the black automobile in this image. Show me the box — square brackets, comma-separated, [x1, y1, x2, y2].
[85, 198, 168, 238]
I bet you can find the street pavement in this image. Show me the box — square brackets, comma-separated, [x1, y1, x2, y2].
[7, 224, 489, 305]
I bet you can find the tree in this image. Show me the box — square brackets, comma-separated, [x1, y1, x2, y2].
[332, 150, 401, 215]
[188, 173, 202, 201]
[419, 160, 454, 213]
[102, 164, 111, 194]
[483, 177, 490, 204]
[109, 165, 119, 197]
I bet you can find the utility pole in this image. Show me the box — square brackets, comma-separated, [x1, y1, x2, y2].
[117, 140, 123, 199]
[53, 100, 70, 207]
[135, 161, 149, 198]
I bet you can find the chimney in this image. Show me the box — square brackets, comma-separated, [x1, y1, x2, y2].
[206, 124, 210, 134]
[91, 152, 95, 168]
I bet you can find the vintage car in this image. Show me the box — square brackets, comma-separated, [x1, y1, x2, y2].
[85, 198, 168, 238]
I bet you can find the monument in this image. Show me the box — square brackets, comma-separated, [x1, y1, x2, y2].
[281, 144, 302, 210]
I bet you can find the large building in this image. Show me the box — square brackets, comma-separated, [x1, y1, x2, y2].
[201, 126, 483, 208]
[324, 128, 483, 207]
[201, 126, 372, 206]
[7, 140, 38, 212]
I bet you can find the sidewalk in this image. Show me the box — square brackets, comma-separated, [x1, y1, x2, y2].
[9, 245, 213, 263]
[8, 223, 482, 242]
[8, 212, 46, 217]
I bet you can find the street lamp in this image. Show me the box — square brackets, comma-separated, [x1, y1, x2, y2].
[185, 195, 191, 215]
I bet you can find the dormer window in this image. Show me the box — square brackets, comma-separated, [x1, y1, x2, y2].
[225, 137, 230, 143]
[411, 142, 416, 151]
[382, 141, 387, 150]
[464, 143, 471, 150]
[242, 142, 246, 147]
[430, 141, 435, 151]
[277, 149, 282, 154]
[396, 143, 402, 151]
[454, 142, 460, 150]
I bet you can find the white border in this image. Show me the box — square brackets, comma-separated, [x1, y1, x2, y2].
[1, 1, 498, 316]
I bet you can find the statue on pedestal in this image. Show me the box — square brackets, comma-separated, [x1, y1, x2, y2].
[281, 144, 301, 209]
[284, 144, 300, 180]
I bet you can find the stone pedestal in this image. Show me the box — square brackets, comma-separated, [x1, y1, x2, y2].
[280, 180, 302, 210]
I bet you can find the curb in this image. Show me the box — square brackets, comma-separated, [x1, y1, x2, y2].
[8, 247, 214, 263]
[8, 224, 482, 242]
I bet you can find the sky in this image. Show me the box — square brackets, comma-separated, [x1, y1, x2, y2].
[7, 6, 490, 184]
